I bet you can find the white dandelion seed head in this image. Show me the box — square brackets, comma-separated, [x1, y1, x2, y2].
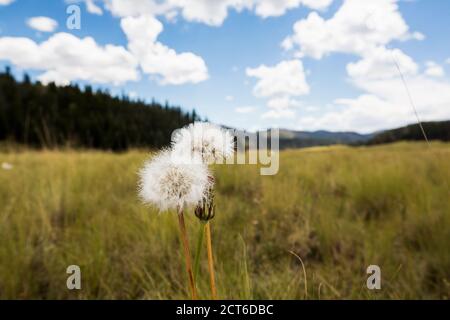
[172, 122, 235, 164]
[138, 150, 211, 212]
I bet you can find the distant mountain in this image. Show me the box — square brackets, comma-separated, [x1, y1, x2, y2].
[232, 120, 450, 150]
[366, 120, 450, 145]
[232, 128, 373, 150]
[277, 129, 373, 148]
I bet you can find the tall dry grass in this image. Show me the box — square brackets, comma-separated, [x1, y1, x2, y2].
[0, 142, 449, 299]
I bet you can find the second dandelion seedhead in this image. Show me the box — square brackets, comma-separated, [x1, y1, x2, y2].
[195, 183, 216, 221]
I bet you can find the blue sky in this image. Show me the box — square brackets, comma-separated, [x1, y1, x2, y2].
[1, 0, 449, 133]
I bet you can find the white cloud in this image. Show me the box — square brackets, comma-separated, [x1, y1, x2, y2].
[424, 61, 444, 77]
[225, 95, 234, 101]
[347, 47, 418, 80]
[120, 15, 208, 85]
[26, 16, 58, 33]
[262, 108, 295, 119]
[254, 0, 333, 18]
[173, 0, 249, 26]
[246, 59, 309, 98]
[354, 75, 450, 114]
[101, 0, 334, 26]
[267, 96, 302, 109]
[104, 0, 169, 18]
[85, 0, 103, 15]
[235, 106, 256, 113]
[298, 95, 400, 133]
[0, 0, 14, 5]
[0, 33, 139, 85]
[246, 59, 309, 120]
[1, 13, 208, 87]
[298, 74, 450, 133]
[283, 0, 421, 59]
[446, 58, 450, 64]
[280, 0, 450, 133]
[263, 96, 302, 119]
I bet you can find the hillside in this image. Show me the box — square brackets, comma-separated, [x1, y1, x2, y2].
[277, 129, 372, 148]
[367, 121, 450, 145]
[250, 121, 450, 149]
[233, 129, 372, 150]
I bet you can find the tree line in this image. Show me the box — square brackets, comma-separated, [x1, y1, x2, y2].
[367, 121, 450, 145]
[0, 67, 199, 150]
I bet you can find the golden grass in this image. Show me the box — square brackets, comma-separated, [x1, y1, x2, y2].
[0, 142, 449, 299]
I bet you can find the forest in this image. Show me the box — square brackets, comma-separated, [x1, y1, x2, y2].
[0, 68, 199, 150]
[367, 121, 450, 145]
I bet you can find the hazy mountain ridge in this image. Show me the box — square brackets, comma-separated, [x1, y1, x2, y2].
[233, 121, 450, 150]
[366, 121, 450, 145]
[277, 129, 373, 148]
[231, 128, 373, 150]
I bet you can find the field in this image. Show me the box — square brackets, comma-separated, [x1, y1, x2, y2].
[0, 142, 449, 299]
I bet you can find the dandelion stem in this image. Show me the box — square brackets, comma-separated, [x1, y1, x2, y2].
[177, 208, 197, 300]
[194, 221, 206, 282]
[205, 221, 217, 300]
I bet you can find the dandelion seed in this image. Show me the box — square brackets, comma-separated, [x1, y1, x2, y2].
[172, 122, 236, 300]
[138, 150, 211, 212]
[138, 149, 210, 299]
[172, 122, 234, 164]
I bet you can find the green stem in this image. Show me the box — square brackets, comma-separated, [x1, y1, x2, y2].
[193, 221, 206, 282]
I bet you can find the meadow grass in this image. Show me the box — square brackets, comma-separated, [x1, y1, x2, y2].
[0, 142, 449, 299]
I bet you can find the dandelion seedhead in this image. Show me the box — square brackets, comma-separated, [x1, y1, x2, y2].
[195, 176, 216, 221]
[138, 150, 211, 211]
[172, 122, 235, 164]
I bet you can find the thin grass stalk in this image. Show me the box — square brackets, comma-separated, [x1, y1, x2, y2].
[193, 221, 206, 283]
[289, 250, 308, 299]
[177, 207, 197, 300]
[205, 221, 217, 299]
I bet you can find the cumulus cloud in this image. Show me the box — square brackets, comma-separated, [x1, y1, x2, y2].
[26, 16, 58, 33]
[101, 0, 334, 26]
[298, 62, 450, 133]
[0, 0, 14, 5]
[0, 33, 139, 85]
[235, 106, 256, 114]
[298, 52, 450, 132]
[104, 0, 170, 18]
[298, 74, 450, 133]
[267, 96, 302, 109]
[346, 47, 418, 80]
[1, 13, 208, 86]
[120, 15, 208, 85]
[298, 95, 401, 133]
[278, 0, 450, 132]
[262, 108, 295, 119]
[246, 59, 309, 98]
[282, 0, 421, 59]
[254, 0, 333, 18]
[85, 0, 103, 15]
[246, 59, 309, 119]
[424, 61, 444, 77]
